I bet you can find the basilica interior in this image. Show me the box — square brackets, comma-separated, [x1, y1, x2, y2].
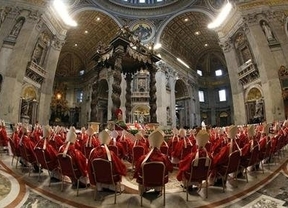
[1, 0, 288, 207]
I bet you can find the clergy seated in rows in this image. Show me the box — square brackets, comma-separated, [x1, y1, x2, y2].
[167, 127, 179, 158]
[58, 126, 89, 188]
[171, 128, 196, 164]
[114, 108, 128, 131]
[210, 125, 241, 185]
[34, 125, 61, 180]
[87, 129, 127, 191]
[49, 126, 64, 151]
[134, 129, 173, 195]
[241, 125, 258, 160]
[176, 129, 212, 188]
[19, 126, 41, 172]
[0, 120, 8, 149]
[109, 130, 128, 159]
[129, 131, 149, 155]
[76, 127, 99, 156]
[258, 123, 270, 152]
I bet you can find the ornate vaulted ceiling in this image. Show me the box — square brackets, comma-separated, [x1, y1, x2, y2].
[56, 0, 227, 77]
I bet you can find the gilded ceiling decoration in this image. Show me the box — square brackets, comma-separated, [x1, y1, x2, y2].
[57, 10, 119, 76]
[160, 11, 220, 69]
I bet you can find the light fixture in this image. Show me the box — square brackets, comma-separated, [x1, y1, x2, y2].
[207, 1, 232, 29]
[84, 30, 88, 34]
[177, 58, 190, 69]
[153, 43, 162, 50]
[53, 0, 77, 27]
[56, 93, 62, 100]
[194, 31, 200, 35]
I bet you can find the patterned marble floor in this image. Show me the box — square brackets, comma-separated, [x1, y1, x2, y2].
[0, 149, 288, 208]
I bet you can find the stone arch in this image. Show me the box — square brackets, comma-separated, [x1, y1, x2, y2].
[245, 85, 265, 123]
[131, 104, 150, 124]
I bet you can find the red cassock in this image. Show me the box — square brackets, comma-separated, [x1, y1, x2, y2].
[109, 137, 127, 159]
[58, 144, 88, 178]
[168, 136, 179, 157]
[0, 127, 8, 146]
[49, 133, 64, 151]
[171, 137, 195, 160]
[11, 131, 21, 156]
[87, 145, 127, 185]
[213, 141, 239, 168]
[133, 147, 173, 183]
[34, 139, 58, 169]
[241, 139, 259, 159]
[129, 139, 149, 155]
[176, 148, 212, 181]
[259, 135, 269, 152]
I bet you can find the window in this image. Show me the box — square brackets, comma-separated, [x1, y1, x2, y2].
[219, 89, 226, 102]
[215, 69, 222, 76]
[76, 89, 83, 103]
[199, 91, 204, 102]
[139, 0, 145, 3]
[197, 70, 202, 76]
[79, 70, 84, 75]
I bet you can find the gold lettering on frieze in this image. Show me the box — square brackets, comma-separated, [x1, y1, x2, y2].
[23, 0, 47, 7]
[239, 0, 288, 10]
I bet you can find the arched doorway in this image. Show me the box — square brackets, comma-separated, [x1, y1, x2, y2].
[175, 79, 189, 128]
[245, 87, 264, 124]
[20, 85, 38, 125]
[132, 105, 150, 125]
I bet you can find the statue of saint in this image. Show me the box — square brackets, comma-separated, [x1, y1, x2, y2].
[262, 21, 274, 41]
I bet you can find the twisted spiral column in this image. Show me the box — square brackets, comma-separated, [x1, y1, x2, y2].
[90, 68, 100, 121]
[125, 73, 132, 123]
[149, 64, 157, 123]
[111, 51, 123, 119]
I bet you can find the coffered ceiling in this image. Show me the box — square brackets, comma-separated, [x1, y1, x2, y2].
[56, 0, 227, 77]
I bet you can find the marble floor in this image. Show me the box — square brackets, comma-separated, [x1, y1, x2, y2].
[0, 149, 288, 208]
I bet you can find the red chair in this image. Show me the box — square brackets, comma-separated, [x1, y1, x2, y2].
[216, 150, 241, 192]
[240, 145, 260, 183]
[91, 158, 122, 204]
[19, 144, 37, 176]
[34, 147, 58, 185]
[8, 137, 20, 167]
[183, 156, 211, 200]
[132, 146, 145, 169]
[259, 140, 272, 171]
[57, 153, 84, 196]
[139, 161, 166, 206]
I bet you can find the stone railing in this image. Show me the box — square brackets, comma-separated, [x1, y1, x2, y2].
[238, 61, 259, 86]
[25, 61, 47, 84]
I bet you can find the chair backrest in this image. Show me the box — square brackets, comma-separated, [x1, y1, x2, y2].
[187, 157, 211, 183]
[34, 147, 50, 170]
[19, 144, 36, 164]
[84, 146, 94, 159]
[108, 145, 119, 156]
[160, 146, 169, 155]
[142, 161, 165, 187]
[9, 137, 20, 157]
[226, 150, 241, 175]
[57, 153, 81, 181]
[132, 146, 145, 163]
[248, 145, 260, 166]
[91, 158, 115, 185]
[264, 140, 272, 158]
